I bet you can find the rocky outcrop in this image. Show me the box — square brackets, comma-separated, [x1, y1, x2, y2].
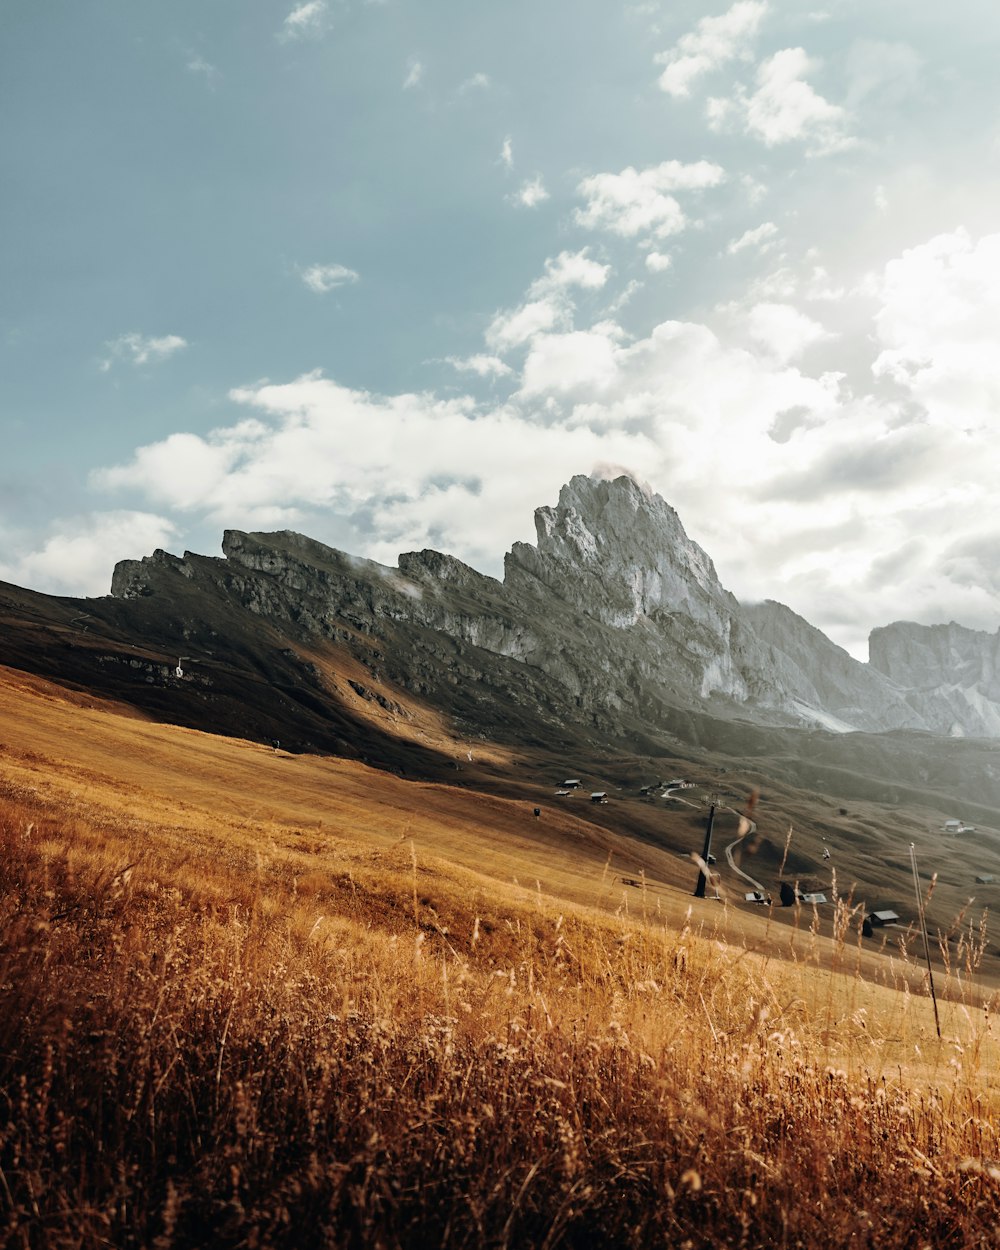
[109, 473, 1000, 741]
[504, 475, 776, 705]
[111, 548, 196, 597]
[508, 476, 733, 633]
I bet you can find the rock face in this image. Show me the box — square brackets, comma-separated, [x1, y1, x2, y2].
[504, 475, 771, 705]
[742, 600, 924, 734]
[870, 621, 1000, 737]
[110, 473, 1000, 741]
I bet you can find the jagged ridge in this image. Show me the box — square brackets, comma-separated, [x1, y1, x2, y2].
[109, 473, 1000, 741]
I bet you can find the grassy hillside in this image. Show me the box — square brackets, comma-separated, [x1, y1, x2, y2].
[3, 667, 1000, 1246]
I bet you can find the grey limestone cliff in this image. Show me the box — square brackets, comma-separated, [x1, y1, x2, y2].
[503, 474, 780, 707]
[742, 600, 924, 734]
[870, 621, 1000, 737]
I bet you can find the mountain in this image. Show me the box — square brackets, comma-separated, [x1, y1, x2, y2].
[110, 472, 1000, 741]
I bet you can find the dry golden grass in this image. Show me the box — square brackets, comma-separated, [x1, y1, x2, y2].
[0, 665, 693, 911]
[4, 666, 1000, 1247]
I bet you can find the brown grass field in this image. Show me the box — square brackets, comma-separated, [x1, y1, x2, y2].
[4, 663, 1000, 1248]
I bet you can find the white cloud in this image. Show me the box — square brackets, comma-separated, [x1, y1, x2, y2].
[100, 333, 188, 372]
[499, 136, 513, 169]
[403, 58, 423, 89]
[520, 325, 623, 397]
[603, 280, 643, 315]
[300, 263, 360, 293]
[575, 160, 725, 238]
[709, 47, 853, 154]
[727, 262, 844, 310]
[94, 430, 246, 509]
[728, 221, 778, 254]
[512, 176, 549, 208]
[280, 1, 328, 40]
[0, 511, 178, 598]
[458, 72, 491, 93]
[655, 1, 769, 98]
[746, 302, 833, 362]
[871, 229, 1000, 431]
[186, 54, 220, 87]
[485, 297, 567, 353]
[530, 248, 610, 296]
[95, 372, 657, 570]
[523, 318, 838, 437]
[445, 354, 513, 378]
[645, 250, 672, 272]
[481, 251, 610, 366]
[739, 265, 798, 302]
[805, 267, 845, 302]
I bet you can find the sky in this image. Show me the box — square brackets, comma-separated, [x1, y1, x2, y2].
[4, 1, 1000, 660]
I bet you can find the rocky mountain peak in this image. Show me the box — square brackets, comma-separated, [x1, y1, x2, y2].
[506, 474, 736, 634]
[532, 474, 722, 592]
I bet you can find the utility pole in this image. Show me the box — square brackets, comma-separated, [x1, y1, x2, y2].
[693, 794, 719, 898]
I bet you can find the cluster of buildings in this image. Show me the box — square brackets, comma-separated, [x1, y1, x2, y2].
[555, 777, 695, 803]
[554, 779, 609, 803]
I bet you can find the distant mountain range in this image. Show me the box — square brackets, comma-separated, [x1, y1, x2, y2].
[111, 472, 1000, 741]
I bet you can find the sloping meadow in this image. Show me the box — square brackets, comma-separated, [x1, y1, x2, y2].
[3, 788, 1000, 1249]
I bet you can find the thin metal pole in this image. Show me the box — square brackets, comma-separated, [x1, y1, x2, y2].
[694, 803, 716, 898]
[909, 842, 941, 1039]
